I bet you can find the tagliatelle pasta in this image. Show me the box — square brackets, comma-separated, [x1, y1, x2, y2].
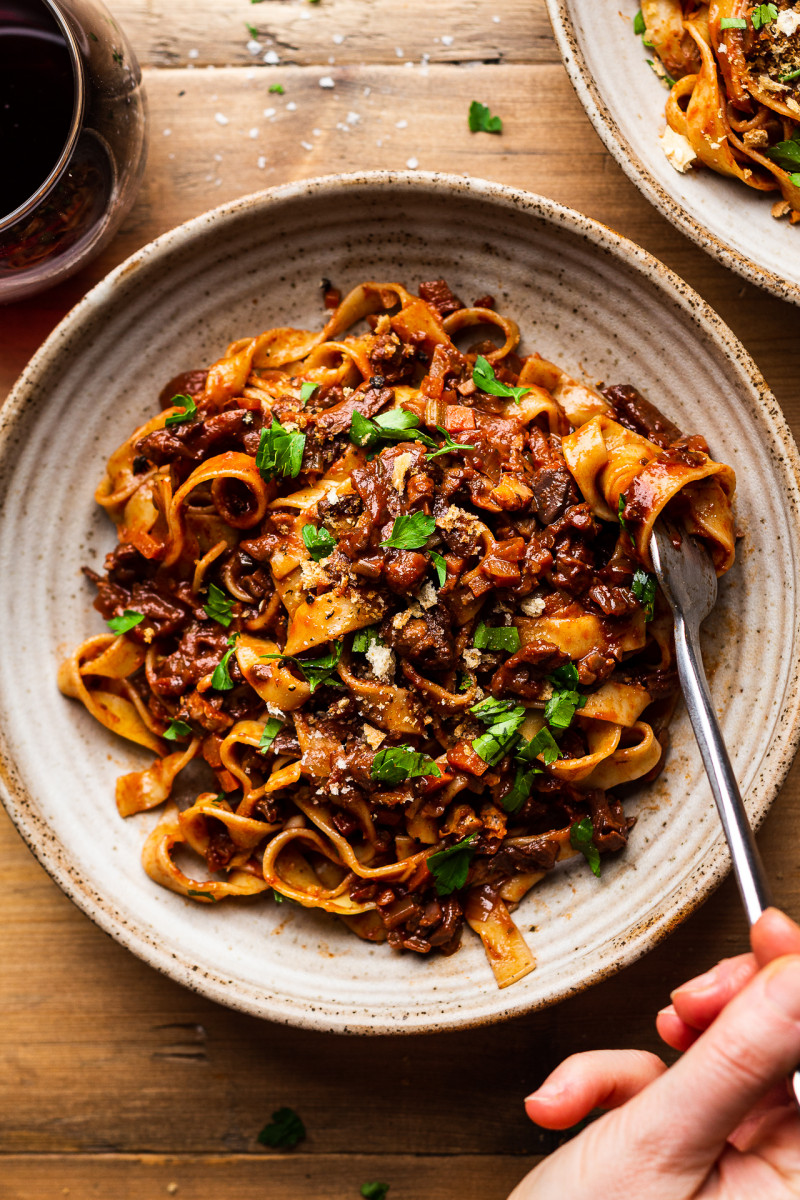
[639, 1, 800, 222]
[59, 277, 736, 988]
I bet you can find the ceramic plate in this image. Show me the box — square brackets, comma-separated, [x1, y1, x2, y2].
[2, 173, 799, 1034]
[546, 0, 800, 305]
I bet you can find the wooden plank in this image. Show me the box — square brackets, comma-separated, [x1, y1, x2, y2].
[4, 63, 800, 424]
[1, 755, 798, 1156]
[109, 0, 556, 69]
[1, 1153, 539, 1200]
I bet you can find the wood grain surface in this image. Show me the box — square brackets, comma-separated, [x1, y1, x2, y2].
[2, 2, 800, 1197]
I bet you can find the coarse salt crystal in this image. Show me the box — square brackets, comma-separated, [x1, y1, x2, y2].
[364, 86, 371, 96]
[313, 128, 322, 136]
[188, 48, 199, 58]
[319, 76, 335, 88]
[257, 156, 267, 169]
[395, 46, 404, 57]
[163, 128, 172, 136]
[406, 157, 419, 169]
[286, 101, 297, 111]
[263, 107, 276, 118]
[347, 111, 361, 124]
[396, 118, 408, 128]
[248, 127, 259, 138]
[263, 49, 280, 65]
[332, 33, 344, 44]
[301, 140, 313, 151]
[441, 34, 454, 46]
[246, 39, 261, 55]
[214, 112, 229, 125]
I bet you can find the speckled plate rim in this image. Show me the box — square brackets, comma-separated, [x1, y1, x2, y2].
[2, 171, 800, 1034]
[544, 0, 800, 307]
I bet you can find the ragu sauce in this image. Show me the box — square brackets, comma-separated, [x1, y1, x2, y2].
[0, 5, 75, 219]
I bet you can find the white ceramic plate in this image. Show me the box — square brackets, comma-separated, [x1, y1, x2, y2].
[2, 173, 800, 1034]
[546, 0, 800, 305]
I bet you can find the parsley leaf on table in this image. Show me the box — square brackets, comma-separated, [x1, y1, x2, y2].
[256, 1106, 306, 1149]
[468, 100, 503, 134]
[361, 1183, 390, 1200]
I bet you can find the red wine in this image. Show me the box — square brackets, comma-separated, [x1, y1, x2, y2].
[0, 8, 75, 219]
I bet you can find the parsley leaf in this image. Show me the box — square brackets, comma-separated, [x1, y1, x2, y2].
[261, 642, 343, 692]
[259, 717, 283, 753]
[371, 746, 442, 785]
[631, 567, 657, 620]
[543, 662, 586, 731]
[472, 704, 526, 765]
[548, 662, 579, 690]
[108, 610, 144, 635]
[352, 625, 383, 653]
[472, 355, 531, 403]
[633, 8, 646, 35]
[427, 834, 477, 895]
[429, 550, 447, 586]
[618, 493, 628, 530]
[517, 725, 561, 766]
[720, 16, 747, 29]
[164, 393, 197, 427]
[256, 418, 306, 481]
[752, 3, 778, 30]
[780, 67, 800, 84]
[299, 382, 318, 404]
[570, 816, 601, 878]
[164, 718, 192, 740]
[256, 1106, 306, 1149]
[361, 1185, 389, 1200]
[350, 407, 421, 451]
[269, 82, 285, 94]
[380, 512, 436, 550]
[210, 634, 239, 690]
[471, 696, 517, 723]
[473, 622, 520, 653]
[246, 21, 259, 36]
[424, 423, 477, 460]
[468, 100, 503, 134]
[502, 765, 539, 814]
[301, 523, 336, 561]
[204, 581, 234, 627]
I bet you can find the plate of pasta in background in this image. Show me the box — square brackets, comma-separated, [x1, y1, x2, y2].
[1, 173, 799, 1032]
[546, 0, 800, 304]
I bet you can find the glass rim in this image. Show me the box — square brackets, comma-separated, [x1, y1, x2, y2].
[0, 0, 86, 235]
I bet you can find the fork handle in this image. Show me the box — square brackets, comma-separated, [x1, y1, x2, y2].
[673, 615, 773, 924]
[674, 615, 800, 1113]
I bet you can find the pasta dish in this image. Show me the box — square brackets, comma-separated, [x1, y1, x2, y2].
[58, 279, 736, 988]
[638, 1, 800, 223]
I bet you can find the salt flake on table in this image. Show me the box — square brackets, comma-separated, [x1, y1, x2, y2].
[188, 48, 199, 58]
[263, 49, 280, 65]
[214, 112, 229, 126]
[246, 39, 261, 55]
[347, 111, 360, 124]
[395, 47, 404, 57]
[248, 128, 259, 139]
[257, 156, 267, 169]
[319, 76, 335, 88]
[396, 118, 408, 129]
[406, 157, 419, 169]
[263, 107, 276, 118]
[332, 33, 344, 44]
[301, 140, 313, 151]
[287, 101, 297, 111]
[441, 34, 454, 46]
[163, 128, 172, 136]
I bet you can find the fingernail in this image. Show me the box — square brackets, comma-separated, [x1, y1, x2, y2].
[671, 964, 719, 998]
[657, 1004, 677, 1019]
[525, 1082, 563, 1104]
[764, 957, 800, 1022]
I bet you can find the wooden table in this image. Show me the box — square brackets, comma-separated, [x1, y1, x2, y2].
[3, 2, 800, 1196]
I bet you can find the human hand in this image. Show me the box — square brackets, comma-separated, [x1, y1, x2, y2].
[507, 908, 800, 1199]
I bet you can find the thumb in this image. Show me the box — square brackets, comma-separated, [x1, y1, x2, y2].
[626, 951, 800, 1175]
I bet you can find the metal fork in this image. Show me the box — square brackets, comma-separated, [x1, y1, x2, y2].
[649, 518, 800, 1108]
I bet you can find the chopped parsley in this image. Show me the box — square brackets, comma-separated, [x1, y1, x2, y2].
[427, 834, 477, 895]
[301, 523, 336, 561]
[350, 407, 418, 450]
[256, 1106, 306, 1149]
[256, 418, 306, 480]
[471, 696, 517, 723]
[269, 83, 285, 94]
[646, 58, 676, 87]
[618, 493, 628, 529]
[429, 550, 447, 586]
[380, 512, 436, 550]
[766, 133, 800, 170]
[631, 567, 657, 620]
[780, 67, 800, 84]
[468, 100, 503, 134]
[259, 717, 283, 753]
[471, 703, 526, 766]
[752, 3, 778, 29]
[261, 642, 343, 692]
[204, 581, 234, 627]
[473, 622, 520, 653]
[424, 424, 477, 460]
[570, 816, 601, 878]
[472, 355, 531, 403]
[210, 634, 239, 690]
[164, 393, 197, 427]
[108, 610, 144, 635]
[720, 17, 747, 29]
[633, 8, 646, 35]
[502, 764, 538, 814]
[299, 382, 318, 404]
[361, 1185, 389, 1200]
[352, 625, 384, 653]
[371, 746, 442, 785]
[543, 663, 586, 730]
[164, 719, 192, 740]
[246, 21, 259, 36]
[518, 725, 561, 766]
